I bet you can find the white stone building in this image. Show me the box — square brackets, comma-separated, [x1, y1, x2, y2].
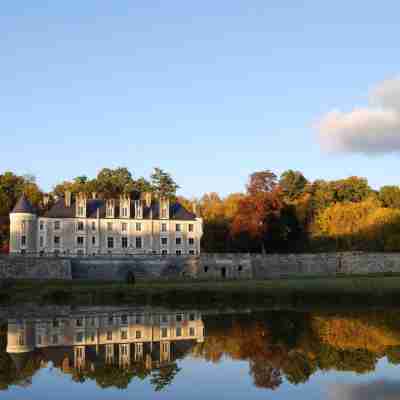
[9, 192, 203, 256]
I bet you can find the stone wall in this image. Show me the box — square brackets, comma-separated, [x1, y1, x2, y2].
[0, 256, 71, 280]
[3, 252, 400, 281]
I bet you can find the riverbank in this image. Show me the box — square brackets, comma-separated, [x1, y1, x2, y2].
[3, 274, 400, 308]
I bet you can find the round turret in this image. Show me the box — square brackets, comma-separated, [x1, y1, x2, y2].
[9, 194, 37, 254]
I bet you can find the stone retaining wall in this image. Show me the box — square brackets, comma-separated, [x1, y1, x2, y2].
[2, 252, 400, 281]
[0, 256, 71, 280]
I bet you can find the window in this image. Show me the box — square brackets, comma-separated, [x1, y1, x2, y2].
[121, 344, 128, 355]
[37, 335, 42, 345]
[161, 208, 167, 218]
[21, 236, 26, 246]
[175, 224, 181, 232]
[76, 318, 83, 327]
[176, 327, 182, 337]
[52, 335, 58, 345]
[92, 236, 96, 246]
[176, 237, 182, 245]
[188, 238, 194, 246]
[136, 222, 141, 232]
[189, 250, 195, 255]
[54, 221, 60, 230]
[107, 222, 113, 232]
[122, 207, 128, 217]
[135, 314, 142, 324]
[90, 333, 95, 342]
[176, 314, 182, 322]
[188, 224, 194, 232]
[204, 266, 209, 273]
[135, 237, 142, 249]
[238, 265, 243, 272]
[18, 335, 25, 346]
[77, 249, 84, 256]
[106, 203, 113, 217]
[161, 328, 168, 338]
[135, 330, 142, 339]
[189, 313, 195, 321]
[21, 221, 26, 232]
[161, 237, 168, 246]
[107, 331, 112, 341]
[107, 237, 114, 249]
[92, 221, 96, 230]
[108, 316, 114, 326]
[78, 206, 85, 216]
[121, 222, 128, 232]
[53, 319, 59, 328]
[161, 223, 167, 232]
[39, 221, 44, 230]
[77, 221, 84, 231]
[121, 330, 128, 340]
[77, 236, 84, 246]
[54, 236, 60, 246]
[76, 332, 84, 343]
[162, 249, 168, 255]
[121, 315, 128, 325]
[39, 236, 44, 247]
[122, 237, 128, 249]
[189, 327, 195, 336]
[176, 250, 182, 256]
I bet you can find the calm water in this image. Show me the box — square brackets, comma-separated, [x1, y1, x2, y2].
[1, 304, 400, 399]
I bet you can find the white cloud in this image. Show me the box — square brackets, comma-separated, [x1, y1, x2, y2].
[317, 76, 400, 154]
[329, 380, 400, 400]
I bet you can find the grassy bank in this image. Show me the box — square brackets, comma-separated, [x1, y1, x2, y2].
[3, 275, 400, 308]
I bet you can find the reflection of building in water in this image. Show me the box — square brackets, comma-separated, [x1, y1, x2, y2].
[6, 309, 204, 373]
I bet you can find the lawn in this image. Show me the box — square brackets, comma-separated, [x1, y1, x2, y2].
[3, 275, 400, 309]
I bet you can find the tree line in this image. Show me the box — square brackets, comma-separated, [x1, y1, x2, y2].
[2, 167, 400, 252]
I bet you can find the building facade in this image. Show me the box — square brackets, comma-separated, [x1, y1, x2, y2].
[9, 192, 203, 256]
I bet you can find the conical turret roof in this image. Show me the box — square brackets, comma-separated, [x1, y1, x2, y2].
[11, 194, 35, 214]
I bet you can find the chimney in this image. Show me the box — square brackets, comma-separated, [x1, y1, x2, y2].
[43, 194, 50, 208]
[65, 191, 72, 208]
[144, 192, 152, 208]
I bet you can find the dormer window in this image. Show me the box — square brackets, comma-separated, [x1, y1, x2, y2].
[106, 200, 114, 218]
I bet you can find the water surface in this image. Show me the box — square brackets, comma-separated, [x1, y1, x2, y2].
[1, 304, 400, 399]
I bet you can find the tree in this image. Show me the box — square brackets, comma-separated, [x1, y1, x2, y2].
[150, 168, 179, 198]
[279, 170, 308, 200]
[247, 170, 277, 195]
[95, 167, 134, 196]
[379, 186, 400, 209]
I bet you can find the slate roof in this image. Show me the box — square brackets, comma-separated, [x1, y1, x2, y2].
[11, 194, 35, 214]
[43, 197, 197, 220]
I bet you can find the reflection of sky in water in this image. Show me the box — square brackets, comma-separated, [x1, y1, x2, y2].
[2, 357, 400, 400]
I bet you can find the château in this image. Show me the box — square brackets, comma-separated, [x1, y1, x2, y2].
[9, 191, 203, 256]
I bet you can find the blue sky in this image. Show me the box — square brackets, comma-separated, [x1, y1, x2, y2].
[1, 1, 400, 197]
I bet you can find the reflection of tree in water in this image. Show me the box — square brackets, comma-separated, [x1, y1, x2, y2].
[5, 310, 400, 392]
[151, 364, 181, 391]
[249, 360, 282, 390]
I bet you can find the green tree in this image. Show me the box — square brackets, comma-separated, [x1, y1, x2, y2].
[279, 170, 308, 200]
[150, 167, 179, 198]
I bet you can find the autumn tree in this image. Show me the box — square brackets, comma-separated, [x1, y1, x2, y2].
[379, 186, 400, 209]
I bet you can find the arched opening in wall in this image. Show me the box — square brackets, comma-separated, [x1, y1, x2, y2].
[221, 267, 227, 279]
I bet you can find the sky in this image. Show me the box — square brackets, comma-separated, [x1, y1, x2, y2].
[1, 1, 400, 198]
